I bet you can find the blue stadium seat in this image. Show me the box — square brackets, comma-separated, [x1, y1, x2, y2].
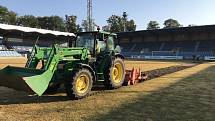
[132, 42, 162, 52]
[197, 40, 215, 52]
[162, 41, 196, 52]
[120, 43, 132, 52]
[0, 51, 22, 57]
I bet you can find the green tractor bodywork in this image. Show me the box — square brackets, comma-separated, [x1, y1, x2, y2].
[0, 31, 125, 98]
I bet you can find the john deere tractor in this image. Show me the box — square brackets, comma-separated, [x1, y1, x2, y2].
[0, 31, 125, 99]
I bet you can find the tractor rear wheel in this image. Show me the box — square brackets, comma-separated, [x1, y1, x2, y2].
[104, 58, 125, 89]
[65, 68, 93, 99]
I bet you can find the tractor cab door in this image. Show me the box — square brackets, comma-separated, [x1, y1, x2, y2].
[96, 33, 106, 53]
[96, 33, 115, 54]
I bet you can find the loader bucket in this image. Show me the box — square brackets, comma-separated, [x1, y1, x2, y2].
[0, 66, 53, 96]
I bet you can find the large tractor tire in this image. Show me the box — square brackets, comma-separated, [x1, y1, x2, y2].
[65, 68, 93, 99]
[104, 58, 125, 89]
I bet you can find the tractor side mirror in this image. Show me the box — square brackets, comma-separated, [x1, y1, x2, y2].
[115, 45, 121, 53]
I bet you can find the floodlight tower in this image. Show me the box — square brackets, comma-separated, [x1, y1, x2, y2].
[123, 12, 128, 32]
[87, 0, 93, 31]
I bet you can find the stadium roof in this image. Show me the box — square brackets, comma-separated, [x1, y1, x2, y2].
[0, 24, 75, 37]
[118, 24, 215, 37]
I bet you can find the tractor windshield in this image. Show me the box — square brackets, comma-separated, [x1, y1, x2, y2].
[76, 33, 94, 53]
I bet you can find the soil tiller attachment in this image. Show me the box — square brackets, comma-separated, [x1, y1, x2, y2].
[124, 68, 148, 86]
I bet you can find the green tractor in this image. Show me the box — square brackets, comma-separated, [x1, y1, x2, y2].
[0, 31, 125, 99]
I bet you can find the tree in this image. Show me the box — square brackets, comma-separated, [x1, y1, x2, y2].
[106, 13, 136, 33]
[0, 6, 9, 23]
[76, 24, 83, 32]
[66, 15, 78, 33]
[49, 16, 65, 31]
[126, 20, 136, 31]
[147, 21, 160, 30]
[163, 19, 182, 28]
[8, 11, 17, 25]
[0, 6, 8, 15]
[81, 19, 97, 32]
[37, 16, 49, 29]
[17, 15, 38, 28]
[81, 20, 88, 32]
[107, 15, 124, 33]
[0, 6, 17, 25]
[37, 16, 65, 31]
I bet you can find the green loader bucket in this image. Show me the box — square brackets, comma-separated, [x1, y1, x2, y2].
[0, 66, 53, 96]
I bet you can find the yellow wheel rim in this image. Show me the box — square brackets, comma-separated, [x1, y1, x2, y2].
[76, 74, 90, 94]
[111, 63, 123, 84]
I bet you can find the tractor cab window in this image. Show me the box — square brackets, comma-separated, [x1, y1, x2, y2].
[107, 36, 114, 51]
[76, 34, 94, 53]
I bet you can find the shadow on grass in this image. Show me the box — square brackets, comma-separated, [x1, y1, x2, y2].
[0, 92, 70, 105]
[88, 65, 215, 121]
[0, 85, 110, 105]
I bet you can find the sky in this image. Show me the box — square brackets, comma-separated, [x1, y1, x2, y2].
[0, 0, 215, 30]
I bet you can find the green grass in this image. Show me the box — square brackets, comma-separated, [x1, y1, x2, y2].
[90, 64, 215, 121]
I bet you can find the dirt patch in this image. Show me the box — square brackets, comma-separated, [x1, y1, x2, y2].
[125, 60, 189, 71]
[0, 57, 27, 68]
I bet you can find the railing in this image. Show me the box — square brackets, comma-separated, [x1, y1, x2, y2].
[122, 51, 215, 60]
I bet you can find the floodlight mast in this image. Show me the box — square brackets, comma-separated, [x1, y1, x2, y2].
[123, 12, 128, 32]
[87, 0, 93, 31]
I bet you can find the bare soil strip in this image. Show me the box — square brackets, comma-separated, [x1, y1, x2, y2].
[90, 64, 196, 97]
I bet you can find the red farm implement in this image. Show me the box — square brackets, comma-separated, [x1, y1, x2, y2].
[124, 68, 148, 86]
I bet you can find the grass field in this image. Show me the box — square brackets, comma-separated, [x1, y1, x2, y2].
[0, 59, 215, 121]
[0, 57, 188, 71]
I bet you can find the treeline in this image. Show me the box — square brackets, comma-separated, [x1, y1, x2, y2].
[0, 5, 137, 33]
[147, 19, 183, 30]
[0, 5, 189, 33]
[0, 6, 80, 33]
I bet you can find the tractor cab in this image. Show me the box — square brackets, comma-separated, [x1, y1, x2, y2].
[74, 31, 117, 56]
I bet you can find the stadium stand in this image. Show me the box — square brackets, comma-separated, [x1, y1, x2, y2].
[197, 40, 215, 52]
[0, 45, 4, 50]
[120, 43, 132, 52]
[118, 25, 215, 60]
[0, 51, 22, 57]
[161, 40, 196, 52]
[134, 42, 162, 52]
[0, 24, 75, 57]
[13, 46, 32, 51]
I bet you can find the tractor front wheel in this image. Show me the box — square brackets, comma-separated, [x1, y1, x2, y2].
[65, 68, 93, 99]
